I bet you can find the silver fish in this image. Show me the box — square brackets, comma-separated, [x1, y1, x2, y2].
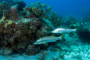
[34, 36, 62, 45]
[52, 28, 76, 34]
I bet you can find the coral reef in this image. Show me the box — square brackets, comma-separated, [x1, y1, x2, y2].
[22, 2, 51, 18]
[1, 0, 90, 59]
[9, 5, 19, 20]
[0, 1, 90, 60]
[0, 18, 50, 55]
[0, 0, 26, 20]
[0, 1, 9, 18]
[48, 12, 62, 28]
[0, 1, 56, 56]
[76, 22, 90, 42]
[15, 1, 26, 11]
[62, 16, 77, 26]
[0, 0, 54, 55]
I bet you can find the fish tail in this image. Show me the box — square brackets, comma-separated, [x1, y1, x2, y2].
[72, 29, 76, 32]
[59, 33, 65, 40]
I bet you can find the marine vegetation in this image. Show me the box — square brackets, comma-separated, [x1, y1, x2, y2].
[48, 12, 62, 27]
[0, 0, 53, 55]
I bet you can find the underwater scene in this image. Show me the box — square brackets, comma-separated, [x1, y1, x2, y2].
[0, 0, 90, 60]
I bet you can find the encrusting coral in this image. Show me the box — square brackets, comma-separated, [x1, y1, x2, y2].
[0, 19, 50, 55]
[22, 2, 51, 18]
[0, 1, 53, 55]
[0, 0, 26, 20]
[9, 5, 19, 20]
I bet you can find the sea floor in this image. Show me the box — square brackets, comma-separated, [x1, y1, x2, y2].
[0, 34, 90, 60]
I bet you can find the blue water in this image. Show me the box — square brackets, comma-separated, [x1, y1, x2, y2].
[24, 0, 90, 18]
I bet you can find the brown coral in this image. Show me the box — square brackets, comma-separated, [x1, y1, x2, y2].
[9, 5, 19, 20]
[0, 1, 53, 55]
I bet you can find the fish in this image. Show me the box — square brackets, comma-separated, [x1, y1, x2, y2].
[52, 28, 76, 34]
[34, 36, 62, 45]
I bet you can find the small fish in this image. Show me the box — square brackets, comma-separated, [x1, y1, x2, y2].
[52, 28, 76, 34]
[34, 36, 62, 45]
